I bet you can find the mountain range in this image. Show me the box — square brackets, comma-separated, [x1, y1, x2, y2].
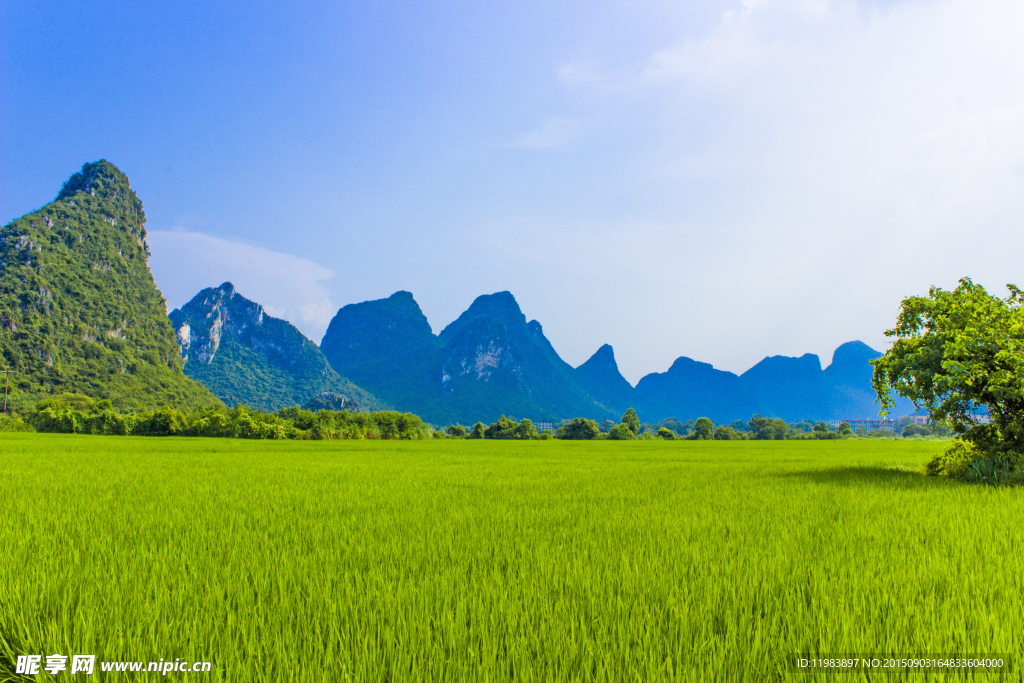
[317, 289, 913, 425]
[1, 160, 914, 424]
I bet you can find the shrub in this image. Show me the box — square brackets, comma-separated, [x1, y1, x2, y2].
[713, 425, 744, 440]
[926, 439, 1024, 485]
[0, 413, 32, 432]
[135, 406, 188, 436]
[606, 424, 634, 440]
[620, 408, 640, 435]
[691, 417, 714, 440]
[748, 415, 789, 440]
[556, 418, 600, 440]
[656, 427, 675, 440]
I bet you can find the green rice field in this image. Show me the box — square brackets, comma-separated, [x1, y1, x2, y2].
[1, 434, 1021, 681]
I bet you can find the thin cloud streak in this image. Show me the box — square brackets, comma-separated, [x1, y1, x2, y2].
[146, 230, 337, 343]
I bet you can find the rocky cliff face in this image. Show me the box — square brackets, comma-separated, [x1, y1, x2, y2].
[173, 283, 268, 365]
[169, 283, 383, 412]
[0, 160, 218, 410]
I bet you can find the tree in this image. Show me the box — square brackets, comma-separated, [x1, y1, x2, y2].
[600, 419, 616, 433]
[656, 427, 676, 440]
[813, 421, 828, 436]
[621, 408, 640, 435]
[748, 415, 789, 440]
[838, 421, 853, 436]
[484, 415, 538, 439]
[903, 423, 931, 437]
[607, 423, 634, 440]
[468, 422, 486, 439]
[447, 424, 466, 438]
[691, 417, 714, 440]
[714, 425, 743, 440]
[556, 418, 600, 440]
[514, 418, 540, 440]
[872, 278, 1024, 462]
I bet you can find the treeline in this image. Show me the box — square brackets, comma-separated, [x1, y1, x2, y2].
[443, 411, 949, 441]
[0, 394, 946, 443]
[0, 395, 432, 440]
[446, 411, 840, 441]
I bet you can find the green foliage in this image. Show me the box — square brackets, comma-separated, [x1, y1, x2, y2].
[301, 392, 363, 413]
[468, 422, 486, 439]
[484, 415, 539, 440]
[748, 415, 790, 440]
[0, 413, 31, 432]
[902, 423, 931, 438]
[620, 407, 640, 435]
[599, 419, 616, 433]
[656, 427, 675, 440]
[171, 286, 383, 413]
[606, 423, 634, 440]
[447, 424, 467, 438]
[925, 439, 978, 479]
[27, 395, 430, 440]
[925, 438, 1024, 486]
[556, 417, 600, 440]
[0, 161, 219, 412]
[691, 417, 714, 440]
[713, 425, 744, 440]
[872, 278, 1024, 464]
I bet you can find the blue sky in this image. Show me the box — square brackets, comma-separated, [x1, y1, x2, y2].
[3, 0, 1024, 383]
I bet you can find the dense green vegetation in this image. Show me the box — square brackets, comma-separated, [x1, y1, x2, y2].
[873, 277, 1024, 485]
[0, 161, 218, 411]
[182, 332, 383, 413]
[1, 437, 1015, 682]
[23, 393, 431, 440]
[170, 282, 383, 412]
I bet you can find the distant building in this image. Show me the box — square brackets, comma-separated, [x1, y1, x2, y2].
[535, 421, 553, 432]
[827, 418, 896, 431]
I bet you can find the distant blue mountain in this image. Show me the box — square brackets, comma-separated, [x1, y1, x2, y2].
[575, 344, 646, 415]
[306, 289, 915, 425]
[634, 341, 916, 423]
[319, 291, 618, 425]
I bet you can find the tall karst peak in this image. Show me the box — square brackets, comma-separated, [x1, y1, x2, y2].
[581, 344, 617, 370]
[170, 284, 382, 412]
[575, 344, 644, 415]
[0, 160, 217, 410]
[320, 290, 441, 379]
[824, 341, 879, 381]
[170, 283, 268, 366]
[319, 289, 618, 425]
[439, 291, 527, 342]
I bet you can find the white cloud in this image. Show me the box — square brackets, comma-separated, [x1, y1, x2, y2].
[509, 117, 581, 149]
[146, 230, 337, 343]
[536, 0, 1024, 380]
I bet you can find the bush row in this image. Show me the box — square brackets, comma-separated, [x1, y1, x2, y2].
[23, 395, 432, 440]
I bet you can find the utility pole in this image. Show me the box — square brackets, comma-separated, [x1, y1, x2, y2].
[1, 368, 12, 416]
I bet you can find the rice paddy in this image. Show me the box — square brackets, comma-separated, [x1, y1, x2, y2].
[1, 435, 1020, 681]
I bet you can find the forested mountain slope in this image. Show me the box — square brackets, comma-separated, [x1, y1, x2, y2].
[170, 283, 384, 412]
[0, 160, 218, 411]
